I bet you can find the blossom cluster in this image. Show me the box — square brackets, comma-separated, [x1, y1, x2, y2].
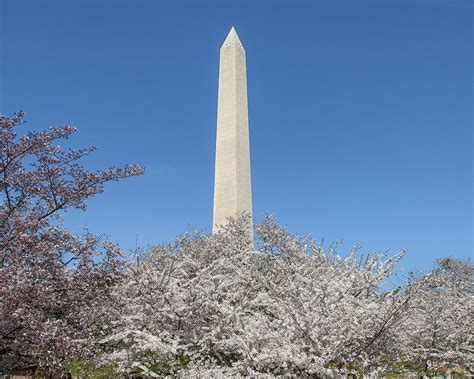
[98, 216, 473, 377]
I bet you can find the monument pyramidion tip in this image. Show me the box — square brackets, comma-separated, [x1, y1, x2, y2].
[222, 26, 244, 48]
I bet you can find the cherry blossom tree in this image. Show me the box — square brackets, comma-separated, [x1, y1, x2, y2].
[0, 112, 144, 376]
[391, 258, 473, 376]
[96, 215, 434, 377]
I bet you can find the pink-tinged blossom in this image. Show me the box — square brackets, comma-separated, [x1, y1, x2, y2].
[0, 112, 144, 376]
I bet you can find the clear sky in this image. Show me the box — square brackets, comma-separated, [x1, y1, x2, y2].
[1, 0, 472, 273]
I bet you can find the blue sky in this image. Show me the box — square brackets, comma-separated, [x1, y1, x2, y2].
[1, 0, 472, 272]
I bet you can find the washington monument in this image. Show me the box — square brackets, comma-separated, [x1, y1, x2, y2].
[212, 27, 253, 238]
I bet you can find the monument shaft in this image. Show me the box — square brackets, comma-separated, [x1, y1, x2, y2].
[213, 27, 253, 235]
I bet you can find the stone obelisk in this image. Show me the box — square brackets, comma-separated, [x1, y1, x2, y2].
[212, 27, 253, 239]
